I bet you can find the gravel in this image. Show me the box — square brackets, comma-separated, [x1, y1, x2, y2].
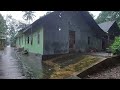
[85, 64, 120, 79]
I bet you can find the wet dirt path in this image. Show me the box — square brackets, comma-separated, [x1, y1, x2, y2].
[0, 46, 26, 79]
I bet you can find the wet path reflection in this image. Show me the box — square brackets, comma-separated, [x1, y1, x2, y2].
[0, 46, 26, 79]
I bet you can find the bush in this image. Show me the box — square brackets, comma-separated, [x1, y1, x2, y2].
[109, 36, 120, 55]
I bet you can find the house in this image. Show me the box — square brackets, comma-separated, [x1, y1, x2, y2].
[0, 32, 6, 50]
[15, 11, 106, 57]
[98, 21, 120, 49]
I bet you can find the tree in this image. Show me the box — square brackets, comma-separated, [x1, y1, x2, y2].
[96, 11, 120, 54]
[0, 14, 7, 34]
[22, 11, 36, 24]
[109, 36, 120, 55]
[0, 14, 7, 47]
[96, 12, 111, 23]
[6, 15, 27, 46]
[96, 11, 120, 28]
[17, 21, 27, 31]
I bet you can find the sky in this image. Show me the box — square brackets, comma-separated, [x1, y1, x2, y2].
[0, 11, 101, 23]
[89, 11, 101, 19]
[0, 11, 48, 23]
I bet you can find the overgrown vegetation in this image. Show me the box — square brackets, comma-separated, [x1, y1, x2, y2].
[109, 36, 120, 55]
[43, 54, 101, 79]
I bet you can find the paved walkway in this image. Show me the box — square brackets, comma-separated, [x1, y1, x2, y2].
[0, 46, 26, 79]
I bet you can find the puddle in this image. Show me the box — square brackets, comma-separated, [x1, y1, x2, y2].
[14, 50, 54, 79]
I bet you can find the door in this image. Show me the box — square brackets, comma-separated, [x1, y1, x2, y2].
[69, 31, 75, 50]
[102, 39, 106, 50]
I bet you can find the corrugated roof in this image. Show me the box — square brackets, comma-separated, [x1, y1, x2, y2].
[98, 21, 115, 33]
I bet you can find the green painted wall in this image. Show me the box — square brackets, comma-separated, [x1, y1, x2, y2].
[16, 27, 44, 55]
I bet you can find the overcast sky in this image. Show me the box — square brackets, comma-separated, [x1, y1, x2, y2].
[89, 11, 101, 18]
[0, 11, 48, 23]
[0, 11, 101, 23]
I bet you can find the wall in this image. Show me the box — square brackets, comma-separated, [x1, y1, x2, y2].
[105, 23, 120, 48]
[16, 27, 44, 55]
[16, 11, 102, 55]
[70, 12, 102, 52]
[43, 11, 102, 55]
[43, 12, 69, 55]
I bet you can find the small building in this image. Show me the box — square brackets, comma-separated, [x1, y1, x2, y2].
[15, 11, 106, 56]
[98, 21, 120, 49]
[0, 32, 6, 50]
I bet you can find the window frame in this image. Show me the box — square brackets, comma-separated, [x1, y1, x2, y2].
[28, 36, 29, 44]
[31, 34, 33, 45]
[38, 33, 40, 44]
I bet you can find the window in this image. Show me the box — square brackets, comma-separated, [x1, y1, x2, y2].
[28, 36, 29, 44]
[19, 37, 20, 45]
[88, 37, 90, 45]
[22, 35, 23, 44]
[38, 33, 40, 44]
[21, 36, 23, 44]
[25, 37, 26, 45]
[31, 35, 33, 45]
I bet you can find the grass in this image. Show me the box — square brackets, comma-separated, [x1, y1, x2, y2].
[43, 54, 101, 79]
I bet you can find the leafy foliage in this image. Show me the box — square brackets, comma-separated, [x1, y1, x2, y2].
[6, 15, 27, 46]
[96, 11, 120, 28]
[0, 14, 7, 34]
[109, 37, 120, 54]
[22, 11, 36, 24]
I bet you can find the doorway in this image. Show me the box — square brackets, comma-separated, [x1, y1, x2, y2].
[102, 39, 106, 50]
[69, 31, 75, 52]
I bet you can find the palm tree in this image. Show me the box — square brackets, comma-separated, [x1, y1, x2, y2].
[22, 11, 36, 24]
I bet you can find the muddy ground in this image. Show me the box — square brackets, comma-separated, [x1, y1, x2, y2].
[43, 54, 103, 79]
[0, 46, 111, 79]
